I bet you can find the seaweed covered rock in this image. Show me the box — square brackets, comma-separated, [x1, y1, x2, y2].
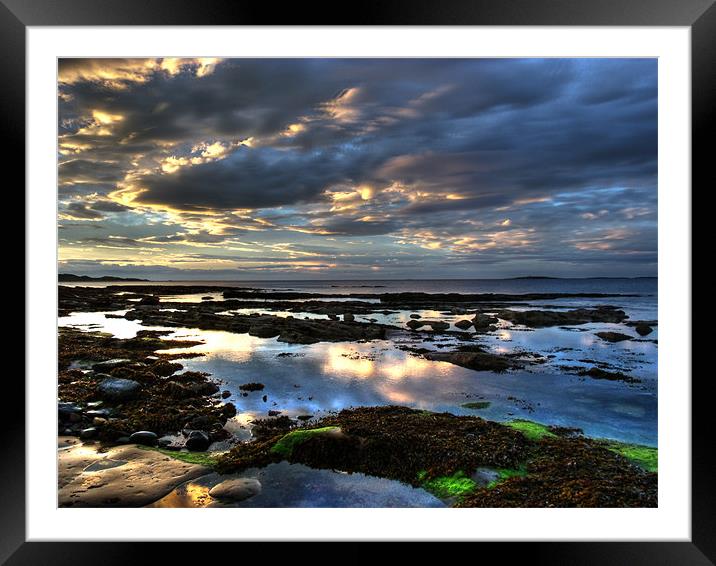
[456, 437, 657, 508]
[425, 346, 524, 373]
[497, 306, 628, 328]
[58, 329, 232, 442]
[217, 406, 529, 484]
[595, 331, 633, 343]
[634, 324, 653, 336]
[577, 367, 641, 383]
[216, 406, 657, 508]
[472, 313, 499, 329]
[125, 307, 390, 345]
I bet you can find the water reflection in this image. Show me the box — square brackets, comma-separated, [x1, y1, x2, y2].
[59, 307, 658, 445]
[148, 463, 445, 508]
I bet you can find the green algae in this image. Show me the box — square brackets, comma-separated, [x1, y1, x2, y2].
[505, 419, 557, 441]
[603, 442, 658, 472]
[270, 426, 340, 458]
[461, 401, 491, 410]
[139, 446, 218, 467]
[486, 467, 528, 489]
[418, 470, 477, 499]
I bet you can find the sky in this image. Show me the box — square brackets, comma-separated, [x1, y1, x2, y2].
[58, 58, 657, 280]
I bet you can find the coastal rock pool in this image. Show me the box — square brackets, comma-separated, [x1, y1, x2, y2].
[60, 303, 657, 446]
[149, 462, 445, 508]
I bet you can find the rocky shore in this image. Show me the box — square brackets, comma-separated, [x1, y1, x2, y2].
[58, 284, 656, 507]
[214, 406, 657, 507]
[59, 328, 235, 446]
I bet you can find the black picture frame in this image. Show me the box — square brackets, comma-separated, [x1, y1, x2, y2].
[7, 0, 708, 561]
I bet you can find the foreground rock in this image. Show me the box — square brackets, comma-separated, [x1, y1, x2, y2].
[215, 406, 657, 508]
[58, 328, 231, 443]
[58, 440, 210, 507]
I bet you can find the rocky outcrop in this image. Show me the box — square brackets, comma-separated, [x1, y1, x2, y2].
[497, 306, 627, 328]
[595, 331, 633, 343]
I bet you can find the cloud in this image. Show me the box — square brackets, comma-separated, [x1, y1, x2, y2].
[57, 58, 658, 277]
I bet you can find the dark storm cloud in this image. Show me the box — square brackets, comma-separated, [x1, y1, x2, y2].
[136, 147, 352, 209]
[121, 59, 655, 218]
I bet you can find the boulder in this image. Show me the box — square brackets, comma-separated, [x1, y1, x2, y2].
[634, 324, 653, 336]
[343, 313, 355, 322]
[426, 350, 519, 373]
[454, 319, 473, 330]
[221, 403, 237, 418]
[472, 313, 499, 329]
[96, 377, 141, 402]
[208, 478, 262, 501]
[185, 430, 210, 451]
[595, 331, 633, 343]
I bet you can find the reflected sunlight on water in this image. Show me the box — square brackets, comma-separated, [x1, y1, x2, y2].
[58, 300, 658, 445]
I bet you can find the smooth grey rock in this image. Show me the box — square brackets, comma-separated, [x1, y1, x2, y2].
[96, 377, 141, 402]
[208, 478, 262, 501]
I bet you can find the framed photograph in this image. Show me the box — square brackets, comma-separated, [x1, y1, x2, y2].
[10, 0, 708, 560]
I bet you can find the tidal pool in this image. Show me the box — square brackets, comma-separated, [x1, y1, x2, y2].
[60, 306, 657, 446]
[148, 462, 445, 508]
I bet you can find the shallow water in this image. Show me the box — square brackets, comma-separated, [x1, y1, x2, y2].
[60, 302, 657, 445]
[148, 462, 445, 508]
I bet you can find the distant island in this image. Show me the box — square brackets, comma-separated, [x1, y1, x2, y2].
[58, 274, 149, 282]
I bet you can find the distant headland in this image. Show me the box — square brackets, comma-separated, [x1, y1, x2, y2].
[58, 274, 149, 282]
